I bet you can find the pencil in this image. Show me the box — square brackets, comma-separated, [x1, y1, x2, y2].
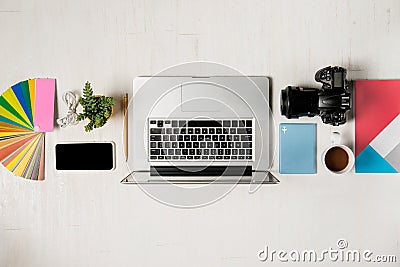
[123, 93, 128, 161]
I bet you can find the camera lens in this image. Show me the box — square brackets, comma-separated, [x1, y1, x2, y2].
[280, 88, 289, 116]
[280, 86, 319, 119]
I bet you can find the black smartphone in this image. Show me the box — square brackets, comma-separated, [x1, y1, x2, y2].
[55, 142, 115, 170]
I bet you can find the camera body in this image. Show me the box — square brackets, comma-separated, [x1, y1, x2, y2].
[281, 66, 351, 126]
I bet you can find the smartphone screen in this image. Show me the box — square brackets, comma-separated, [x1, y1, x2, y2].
[55, 142, 114, 170]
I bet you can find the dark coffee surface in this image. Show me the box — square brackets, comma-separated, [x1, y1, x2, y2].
[325, 146, 349, 172]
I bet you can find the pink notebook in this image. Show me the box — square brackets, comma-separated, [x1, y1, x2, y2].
[34, 79, 55, 132]
[355, 80, 400, 173]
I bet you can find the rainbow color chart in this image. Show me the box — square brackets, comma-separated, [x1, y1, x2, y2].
[0, 79, 55, 180]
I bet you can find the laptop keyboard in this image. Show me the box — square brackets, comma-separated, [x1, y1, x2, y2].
[148, 119, 254, 161]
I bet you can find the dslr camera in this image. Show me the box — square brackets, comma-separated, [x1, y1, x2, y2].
[280, 66, 351, 126]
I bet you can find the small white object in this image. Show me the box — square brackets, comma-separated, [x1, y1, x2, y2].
[331, 131, 341, 145]
[57, 91, 79, 128]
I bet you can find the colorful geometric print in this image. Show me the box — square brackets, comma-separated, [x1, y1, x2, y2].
[355, 80, 400, 173]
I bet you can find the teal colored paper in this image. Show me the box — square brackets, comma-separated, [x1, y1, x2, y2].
[355, 145, 397, 173]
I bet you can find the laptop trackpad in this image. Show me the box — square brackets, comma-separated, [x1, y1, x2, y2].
[181, 83, 221, 112]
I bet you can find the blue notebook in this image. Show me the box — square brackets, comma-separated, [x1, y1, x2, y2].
[279, 123, 316, 174]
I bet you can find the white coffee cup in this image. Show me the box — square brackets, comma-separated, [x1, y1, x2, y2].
[322, 132, 354, 174]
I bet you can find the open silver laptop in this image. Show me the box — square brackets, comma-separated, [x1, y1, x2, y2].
[122, 76, 278, 184]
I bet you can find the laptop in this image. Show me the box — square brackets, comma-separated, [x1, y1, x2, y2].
[122, 76, 278, 184]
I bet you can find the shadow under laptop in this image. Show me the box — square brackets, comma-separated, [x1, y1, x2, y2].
[120, 170, 278, 208]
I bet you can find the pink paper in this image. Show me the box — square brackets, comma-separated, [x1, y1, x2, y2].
[355, 80, 400, 156]
[34, 79, 55, 132]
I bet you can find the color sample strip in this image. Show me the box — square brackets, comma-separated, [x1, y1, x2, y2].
[24, 135, 43, 179]
[0, 134, 36, 161]
[13, 135, 41, 177]
[11, 82, 33, 126]
[0, 133, 32, 141]
[0, 131, 33, 137]
[0, 115, 31, 130]
[0, 134, 35, 151]
[0, 128, 30, 134]
[19, 80, 33, 124]
[1, 135, 35, 167]
[0, 78, 53, 180]
[26, 134, 43, 179]
[28, 79, 35, 118]
[0, 97, 32, 129]
[15, 134, 43, 178]
[2, 88, 33, 128]
[0, 121, 30, 131]
[6, 134, 41, 172]
[34, 79, 55, 132]
[38, 135, 45, 180]
[26, 133, 45, 180]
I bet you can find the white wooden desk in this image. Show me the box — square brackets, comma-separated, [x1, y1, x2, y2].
[0, 0, 399, 266]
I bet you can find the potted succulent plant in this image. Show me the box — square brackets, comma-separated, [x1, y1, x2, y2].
[77, 81, 115, 132]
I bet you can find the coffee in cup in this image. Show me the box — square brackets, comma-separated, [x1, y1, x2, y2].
[322, 132, 354, 174]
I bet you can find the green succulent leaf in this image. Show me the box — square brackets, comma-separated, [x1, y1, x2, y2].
[77, 81, 115, 132]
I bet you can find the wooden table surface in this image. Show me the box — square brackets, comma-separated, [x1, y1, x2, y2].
[0, 0, 399, 266]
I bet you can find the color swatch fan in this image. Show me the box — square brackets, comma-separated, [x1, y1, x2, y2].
[0, 79, 55, 180]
